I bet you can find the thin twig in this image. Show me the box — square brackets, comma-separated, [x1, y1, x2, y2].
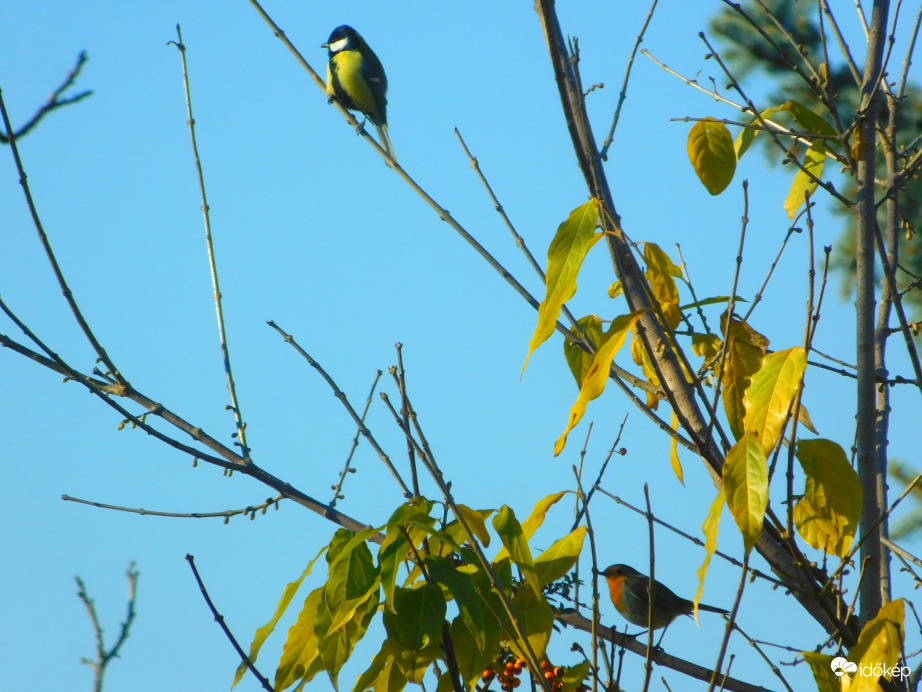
[599, 0, 660, 160]
[267, 320, 412, 498]
[170, 25, 251, 460]
[63, 493, 284, 523]
[185, 555, 273, 691]
[0, 52, 93, 143]
[330, 369, 382, 506]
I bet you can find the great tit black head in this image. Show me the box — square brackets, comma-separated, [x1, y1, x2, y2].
[322, 25, 395, 160]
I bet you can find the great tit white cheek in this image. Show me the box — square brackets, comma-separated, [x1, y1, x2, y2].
[327, 38, 348, 53]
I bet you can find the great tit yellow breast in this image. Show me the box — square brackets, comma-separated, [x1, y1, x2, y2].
[328, 51, 384, 125]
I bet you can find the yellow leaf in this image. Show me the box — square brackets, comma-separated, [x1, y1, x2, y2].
[643, 242, 681, 305]
[794, 439, 862, 557]
[695, 490, 725, 622]
[723, 433, 768, 554]
[607, 280, 623, 299]
[743, 346, 807, 455]
[800, 651, 839, 692]
[784, 140, 826, 218]
[523, 200, 602, 373]
[797, 403, 819, 434]
[554, 312, 644, 455]
[688, 118, 737, 195]
[563, 315, 604, 388]
[692, 333, 722, 363]
[669, 409, 684, 485]
[845, 600, 906, 691]
[720, 317, 769, 440]
[453, 504, 493, 547]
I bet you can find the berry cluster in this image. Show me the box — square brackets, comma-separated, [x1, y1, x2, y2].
[481, 654, 524, 690]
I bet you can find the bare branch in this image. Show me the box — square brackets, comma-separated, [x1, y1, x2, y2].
[0, 52, 92, 143]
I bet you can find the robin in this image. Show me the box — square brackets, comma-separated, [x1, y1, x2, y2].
[599, 564, 728, 643]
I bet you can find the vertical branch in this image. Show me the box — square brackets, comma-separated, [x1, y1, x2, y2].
[171, 26, 251, 461]
[854, 0, 891, 621]
[76, 563, 140, 692]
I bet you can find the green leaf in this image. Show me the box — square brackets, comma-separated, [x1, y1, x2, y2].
[794, 439, 863, 557]
[492, 505, 539, 594]
[384, 584, 447, 683]
[317, 588, 380, 689]
[506, 588, 553, 663]
[563, 315, 605, 388]
[723, 432, 768, 554]
[424, 555, 485, 651]
[523, 199, 602, 373]
[742, 346, 807, 454]
[687, 118, 737, 195]
[678, 295, 747, 311]
[534, 525, 586, 587]
[325, 535, 380, 632]
[555, 311, 645, 455]
[734, 103, 790, 159]
[233, 546, 326, 688]
[559, 661, 592, 692]
[494, 492, 568, 564]
[786, 100, 837, 135]
[353, 640, 394, 692]
[450, 614, 501, 692]
[784, 140, 826, 218]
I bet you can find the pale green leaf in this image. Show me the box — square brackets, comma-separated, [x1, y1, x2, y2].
[523, 200, 602, 373]
[534, 526, 586, 587]
[233, 546, 326, 688]
[723, 433, 768, 554]
[743, 346, 807, 454]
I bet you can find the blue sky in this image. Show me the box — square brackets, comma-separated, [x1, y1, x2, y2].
[2, 2, 920, 691]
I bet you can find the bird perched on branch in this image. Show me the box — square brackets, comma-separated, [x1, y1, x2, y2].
[600, 564, 728, 645]
[322, 25, 395, 160]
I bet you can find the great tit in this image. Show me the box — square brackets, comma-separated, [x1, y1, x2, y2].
[322, 25, 395, 160]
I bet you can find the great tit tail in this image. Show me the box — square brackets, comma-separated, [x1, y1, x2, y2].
[375, 123, 396, 162]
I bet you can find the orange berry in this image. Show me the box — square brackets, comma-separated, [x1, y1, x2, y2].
[482, 668, 494, 680]
[541, 660, 552, 671]
[545, 671, 556, 680]
[553, 666, 564, 677]
[511, 679, 521, 688]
